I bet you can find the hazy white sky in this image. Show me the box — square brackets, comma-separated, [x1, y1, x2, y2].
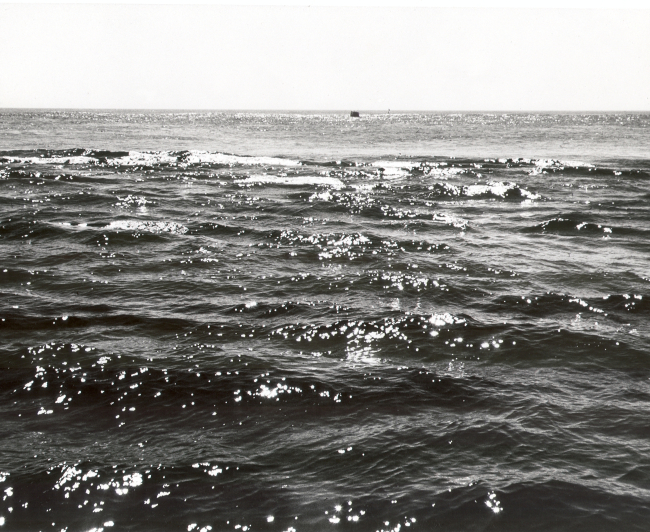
[1, 2, 649, 111]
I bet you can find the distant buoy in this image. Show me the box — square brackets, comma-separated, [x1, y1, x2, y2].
[350, 111, 360, 118]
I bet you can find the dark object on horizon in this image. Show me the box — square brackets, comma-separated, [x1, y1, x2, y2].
[350, 111, 360, 118]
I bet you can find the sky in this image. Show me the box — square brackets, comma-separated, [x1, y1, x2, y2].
[0, 2, 649, 111]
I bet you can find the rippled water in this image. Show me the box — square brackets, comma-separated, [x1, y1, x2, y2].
[1, 111, 650, 532]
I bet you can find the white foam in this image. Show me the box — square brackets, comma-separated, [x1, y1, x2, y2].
[107, 151, 301, 167]
[183, 150, 301, 167]
[109, 152, 179, 166]
[434, 181, 537, 200]
[424, 167, 465, 178]
[466, 181, 540, 199]
[104, 220, 188, 234]
[371, 161, 419, 178]
[4, 155, 96, 165]
[371, 160, 421, 169]
[236, 175, 344, 189]
[533, 158, 594, 169]
[381, 167, 411, 178]
[429, 313, 466, 327]
[309, 191, 333, 202]
[432, 213, 468, 230]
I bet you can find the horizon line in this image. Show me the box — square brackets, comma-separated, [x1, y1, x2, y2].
[2, 108, 650, 114]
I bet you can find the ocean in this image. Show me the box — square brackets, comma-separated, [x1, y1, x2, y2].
[1, 110, 649, 532]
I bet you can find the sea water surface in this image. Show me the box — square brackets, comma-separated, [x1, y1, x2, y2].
[1, 111, 650, 531]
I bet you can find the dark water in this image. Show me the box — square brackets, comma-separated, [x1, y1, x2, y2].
[1, 111, 650, 532]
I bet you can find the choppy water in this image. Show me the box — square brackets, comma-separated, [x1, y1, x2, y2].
[1, 111, 650, 532]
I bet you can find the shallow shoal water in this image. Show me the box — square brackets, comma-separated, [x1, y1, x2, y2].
[1, 111, 650, 532]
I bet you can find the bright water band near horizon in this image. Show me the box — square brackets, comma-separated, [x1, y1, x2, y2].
[0, 111, 649, 532]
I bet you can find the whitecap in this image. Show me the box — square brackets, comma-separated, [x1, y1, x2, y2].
[533, 158, 595, 169]
[109, 152, 180, 166]
[371, 160, 421, 169]
[432, 213, 469, 229]
[183, 150, 301, 167]
[423, 167, 465, 178]
[104, 220, 188, 235]
[380, 167, 411, 178]
[429, 313, 466, 327]
[465, 181, 540, 199]
[235, 175, 344, 189]
[3, 155, 97, 165]
[108, 150, 301, 167]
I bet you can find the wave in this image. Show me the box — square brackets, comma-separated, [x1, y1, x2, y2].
[3, 151, 648, 184]
[29, 219, 189, 236]
[429, 181, 539, 200]
[532, 158, 595, 169]
[524, 217, 614, 235]
[0, 149, 302, 168]
[103, 220, 188, 235]
[235, 174, 344, 188]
